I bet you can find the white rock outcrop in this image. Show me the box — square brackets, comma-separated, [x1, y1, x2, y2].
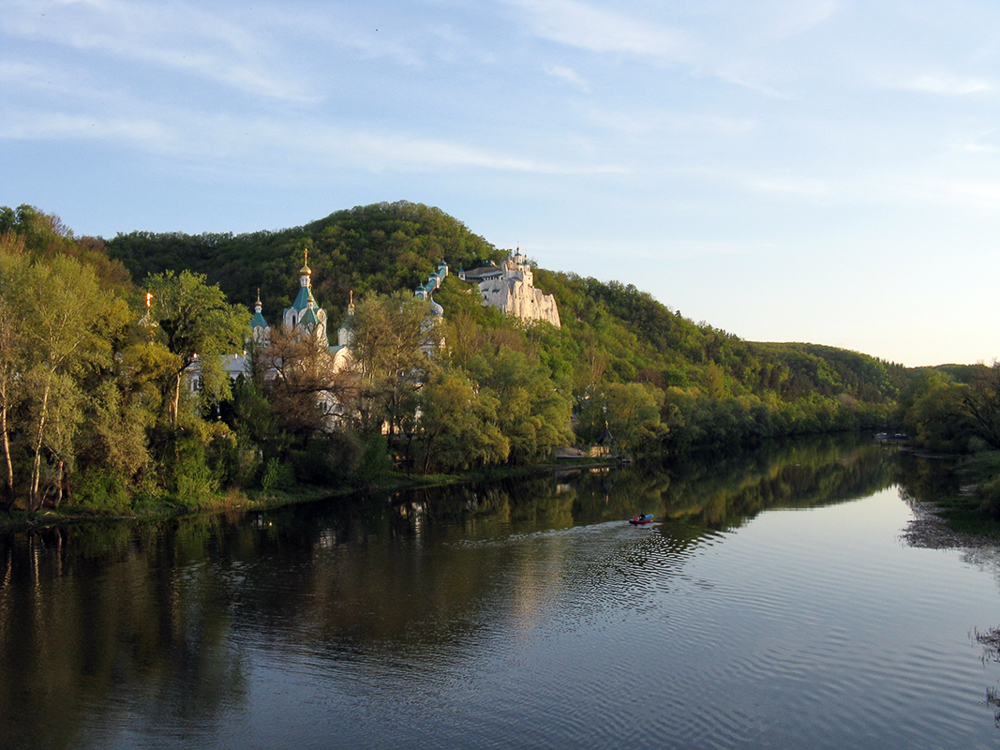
[475, 249, 561, 328]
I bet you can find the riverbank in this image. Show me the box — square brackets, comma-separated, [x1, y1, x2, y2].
[909, 449, 1000, 539]
[0, 456, 623, 532]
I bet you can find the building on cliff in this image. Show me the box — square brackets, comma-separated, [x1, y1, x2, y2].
[458, 248, 560, 328]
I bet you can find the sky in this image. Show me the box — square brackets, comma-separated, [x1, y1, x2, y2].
[2, 0, 1000, 367]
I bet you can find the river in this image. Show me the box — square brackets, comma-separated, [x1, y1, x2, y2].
[2, 435, 1000, 749]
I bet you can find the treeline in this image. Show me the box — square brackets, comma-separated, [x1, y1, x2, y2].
[891, 362, 1000, 517]
[892, 363, 1000, 454]
[0, 202, 911, 514]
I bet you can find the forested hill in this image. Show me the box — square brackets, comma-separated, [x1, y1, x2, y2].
[102, 200, 908, 441]
[106, 201, 503, 318]
[0, 201, 972, 519]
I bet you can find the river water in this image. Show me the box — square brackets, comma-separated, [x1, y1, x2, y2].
[3, 436, 1000, 750]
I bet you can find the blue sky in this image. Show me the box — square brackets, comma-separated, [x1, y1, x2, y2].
[3, 0, 999, 367]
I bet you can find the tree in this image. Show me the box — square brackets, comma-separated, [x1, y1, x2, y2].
[346, 291, 438, 439]
[895, 369, 972, 452]
[145, 270, 250, 425]
[415, 368, 508, 473]
[0, 234, 29, 508]
[464, 346, 572, 464]
[12, 255, 111, 510]
[962, 362, 1000, 449]
[255, 326, 358, 440]
[578, 382, 666, 455]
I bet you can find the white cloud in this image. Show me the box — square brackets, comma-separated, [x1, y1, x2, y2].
[544, 64, 588, 90]
[2, 0, 316, 101]
[511, 0, 697, 61]
[892, 73, 993, 95]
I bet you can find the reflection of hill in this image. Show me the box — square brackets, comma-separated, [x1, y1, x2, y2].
[554, 433, 897, 533]
[0, 435, 899, 747]
[654, 435, 898, 530]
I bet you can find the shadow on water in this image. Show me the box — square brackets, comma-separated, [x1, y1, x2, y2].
[0, 434, 902, 749]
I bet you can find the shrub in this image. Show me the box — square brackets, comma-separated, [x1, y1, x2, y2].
[75, 469, 131, 512]
[261, 458, 294, 492]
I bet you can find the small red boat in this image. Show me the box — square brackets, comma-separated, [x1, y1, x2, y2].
[629, 514, 654, 525]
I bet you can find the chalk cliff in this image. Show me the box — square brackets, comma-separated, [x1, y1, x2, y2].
[466, 249, 561, 328]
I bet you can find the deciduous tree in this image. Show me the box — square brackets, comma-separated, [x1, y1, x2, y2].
[145, 270, 250, 425]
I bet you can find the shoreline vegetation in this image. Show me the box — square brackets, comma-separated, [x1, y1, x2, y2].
[5, 432, 1000, 541]
[0, 456, 624, 532]
[919, 450, 1000, 539]
[3, 201, 999, 536]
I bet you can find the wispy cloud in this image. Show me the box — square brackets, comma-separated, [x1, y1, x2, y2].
[511, 0, 697, 61]
[2, 0, 315, 101]
[271, 122, 631, 175]
[544, 64, 588, 90]
[0, 109, 173, 143]
[884, 73, 993, 96]
[766, 0, 838, 39]
[0, 100, 628, 177]
[0, 60, 72, 92]
[898, 175, 1000, 210]
[507, 0, 799, 96]
[583, 107, 756, 137]
[743, 174, 830, 196]
[955, 129, 1000, 154]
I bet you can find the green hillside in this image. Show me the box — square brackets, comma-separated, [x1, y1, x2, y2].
[0, 201, 920, 516]
[104, 200, 906, 416]
[102, 200, 910, 456]
[107, 201, 502, 319]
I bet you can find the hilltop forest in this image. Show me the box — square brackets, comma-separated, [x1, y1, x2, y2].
[0, 200, 988, 516]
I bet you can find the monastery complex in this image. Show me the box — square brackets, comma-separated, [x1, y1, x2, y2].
[253, 247, 560, 350]
[215, 248, 561, 384]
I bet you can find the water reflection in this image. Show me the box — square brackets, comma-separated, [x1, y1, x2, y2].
[0, 435, 937, 750]
[0, 521, 249, 750]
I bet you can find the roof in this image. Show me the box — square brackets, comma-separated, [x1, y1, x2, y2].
[298, 307, 319, 328]
[463, 264, 503, 280]
[289, 284, 315, 312]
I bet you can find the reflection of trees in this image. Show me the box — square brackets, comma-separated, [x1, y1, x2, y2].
[974, 627, 1000, 727]
[0, 521, 248, 750]
[552, 433, 897, 533]
[0, 435, 901, 746]
[900, 458, 1000, 733]
[895, 451, 963, 507]
[658, 438, 896, 530]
